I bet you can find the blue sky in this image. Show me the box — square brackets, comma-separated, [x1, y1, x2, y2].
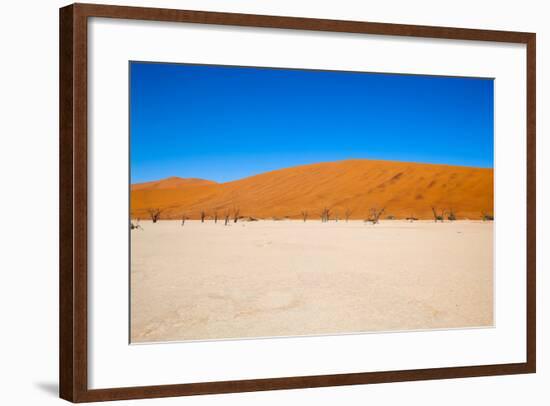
[130, 62, 494, 184]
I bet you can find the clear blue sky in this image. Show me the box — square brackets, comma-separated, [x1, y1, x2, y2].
[130, 62, 493, 183]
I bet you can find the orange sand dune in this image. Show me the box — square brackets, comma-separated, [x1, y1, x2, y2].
[130, 159, 493, 220]
[131, 176, 216, 191]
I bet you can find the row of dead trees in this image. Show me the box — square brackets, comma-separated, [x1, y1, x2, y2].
[182, 208, 241, 226]
[141, 206, 493, 226]
[144, 206, 382, 225]
[318, 206, 384, 224]
[145, 208, 241, 226]
[430, 207, 493, 222]
[314, 206, 491, 223]
[431, 207, 455, 223]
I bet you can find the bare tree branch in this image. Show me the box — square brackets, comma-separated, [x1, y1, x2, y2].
[320, 207, 331, 223]
[447, 208, 456, 221]
[130, 218, 143, 230]
[431, 207, 445, 223]
[224, 209, 230, 226]
[147, 208, 163, 223]
[367, 207, 385, 224]
[345, 208, 352, 222]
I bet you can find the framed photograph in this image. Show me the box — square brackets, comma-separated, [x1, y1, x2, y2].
[59, 3, 536, 402]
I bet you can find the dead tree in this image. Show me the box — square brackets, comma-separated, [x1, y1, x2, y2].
[214, 211, 218, 223]
[130, 219, 143, 230]
[321, 207, 331, 223]
[345, 208, 352, 222]
[431, 207, 445, 223]
[367, 207, 385, 224]
[181, 214, 188, 226]
[200, 210, 206, 223]
[447, 208, 456, 221]
[233, 207, 240, 223]
[147, 208, 163, 223]
[301, 210, 308, 222]
[224, 210, 230, 226]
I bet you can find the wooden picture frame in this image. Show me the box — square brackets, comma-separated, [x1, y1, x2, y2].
[60, 3, 536, 402]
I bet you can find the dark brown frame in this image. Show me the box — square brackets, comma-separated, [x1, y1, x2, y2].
[60, 3, 536, 403]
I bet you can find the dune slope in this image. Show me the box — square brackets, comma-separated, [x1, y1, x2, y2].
[130, 159, 493, 220]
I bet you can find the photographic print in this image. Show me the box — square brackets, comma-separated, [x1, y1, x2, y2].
[129, 62, 494, 343]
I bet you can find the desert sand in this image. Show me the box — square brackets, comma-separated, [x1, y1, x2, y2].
[130, 219, 493, 343]
[130, 159, 493, 221]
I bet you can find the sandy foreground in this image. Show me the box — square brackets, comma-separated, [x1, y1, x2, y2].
[130, 220, 493, 343]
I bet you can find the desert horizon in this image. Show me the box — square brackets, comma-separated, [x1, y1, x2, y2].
[130, 158, 493, 221]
